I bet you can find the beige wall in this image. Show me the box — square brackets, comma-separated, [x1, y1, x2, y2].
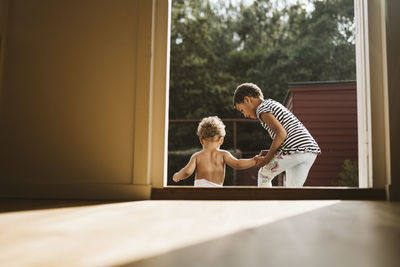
[0, 0, 166, 199]
[149, 0, 170, 188]
[367, 0, 391, 189]
[386, 0, 400, 200]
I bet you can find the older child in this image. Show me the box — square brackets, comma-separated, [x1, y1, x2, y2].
[233, 83, 321, 187]
[172, 116, 257, 187]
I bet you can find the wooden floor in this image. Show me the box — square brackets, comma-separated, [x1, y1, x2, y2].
[1, 199, 399, 267]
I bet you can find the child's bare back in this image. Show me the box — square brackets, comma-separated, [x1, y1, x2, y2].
[192, 149, 225, 185]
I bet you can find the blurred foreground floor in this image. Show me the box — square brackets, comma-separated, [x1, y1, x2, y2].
[1, 199, 399, 267]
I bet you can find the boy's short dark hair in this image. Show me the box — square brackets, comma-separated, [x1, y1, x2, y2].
[233, 83, 264, 106]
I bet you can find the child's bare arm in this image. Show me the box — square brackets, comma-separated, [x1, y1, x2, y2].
[256, 113, 287, 167]
[222, 151, 257, 170]
[173, 154, 197, 183]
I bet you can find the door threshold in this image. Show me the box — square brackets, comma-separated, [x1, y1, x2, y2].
[152, 186, 386, 200]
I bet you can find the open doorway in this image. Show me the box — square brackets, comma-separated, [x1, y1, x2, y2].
[167, 0, 359, 187]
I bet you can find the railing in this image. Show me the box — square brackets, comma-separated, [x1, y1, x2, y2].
[169, 118, 258, 153]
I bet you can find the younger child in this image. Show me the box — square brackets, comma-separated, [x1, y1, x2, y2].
[172, 116, 257, 187]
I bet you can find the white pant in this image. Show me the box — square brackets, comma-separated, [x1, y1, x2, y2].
[194, 179, 223, 187]
[258, 153, 317, 187]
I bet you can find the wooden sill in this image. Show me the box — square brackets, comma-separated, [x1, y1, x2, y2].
[151, 186, 386, 200]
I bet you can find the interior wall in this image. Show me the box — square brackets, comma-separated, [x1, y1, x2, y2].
[149, 0, 170, 188]
[386, 0, 400, 200]
[367, 0, 391, 189]
[0, 1, 142, 188]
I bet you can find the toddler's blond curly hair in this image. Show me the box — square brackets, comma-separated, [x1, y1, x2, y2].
[197, 116, 226, 140]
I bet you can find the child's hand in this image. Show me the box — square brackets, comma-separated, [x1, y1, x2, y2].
[253, 155, 265, 167]
[259, 150, 269, 156]
[254, 155, 268, 167]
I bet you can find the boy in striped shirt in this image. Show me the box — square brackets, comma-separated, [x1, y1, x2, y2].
[233, 83, 321, 187]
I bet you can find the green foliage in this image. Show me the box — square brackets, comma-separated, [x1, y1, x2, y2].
[338, 159, 359, 187]
[169, 0, 355, 121]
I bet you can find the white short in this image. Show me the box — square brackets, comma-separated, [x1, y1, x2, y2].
[194, 179, 223, 187]
[258, 152, 317, 187]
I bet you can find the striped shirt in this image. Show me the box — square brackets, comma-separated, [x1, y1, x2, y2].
[256, 99, 321, 155]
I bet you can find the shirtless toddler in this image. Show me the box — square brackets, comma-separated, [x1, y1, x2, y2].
[172, 116, 257, 186]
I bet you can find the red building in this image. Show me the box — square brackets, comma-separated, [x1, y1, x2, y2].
[283, 81, 358, 186]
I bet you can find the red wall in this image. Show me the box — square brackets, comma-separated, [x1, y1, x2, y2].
[284, 81, 357, 186]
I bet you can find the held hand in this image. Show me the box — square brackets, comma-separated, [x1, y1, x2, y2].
[258, 150, 269, 156]
[253, 155, 266, 167]
[254, 155, 269, 168]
